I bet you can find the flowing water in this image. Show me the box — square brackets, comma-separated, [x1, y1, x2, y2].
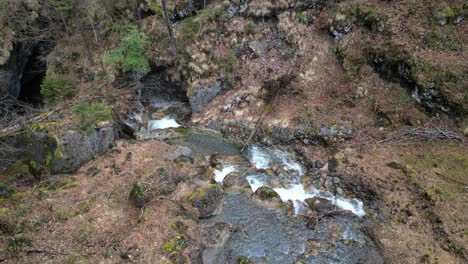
[162, 127, 382, 263]
[134, 99, 382, 263]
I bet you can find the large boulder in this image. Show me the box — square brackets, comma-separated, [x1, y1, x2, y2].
[129, 168, 176, 208]
[189, 79, 223, 113]
[50, 126, 115, 174]
[188, 184, 224, 218]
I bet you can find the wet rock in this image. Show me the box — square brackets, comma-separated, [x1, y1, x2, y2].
[86, 166, 100, 177]
[129, 168, 176, 208]
[223, 172, 249, 189]
[315, 160, 324, 169]
[253, 186, 281, 203]
[305, 197, 334, 213]
[188, 184, 224, 218]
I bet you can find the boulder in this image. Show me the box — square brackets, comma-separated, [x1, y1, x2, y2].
[305, 197, 334, 213]
[223, 172, 249, 189]
[189, 79, 223, 114]
[253, 186, 281, 203]
[50, 127, 115, 174]
[129, 168, 176, 208]
[188, 184, 224, 218]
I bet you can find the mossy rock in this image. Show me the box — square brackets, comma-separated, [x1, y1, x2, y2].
[188, 184, 223, 218]
[129, 168, 176, 208]
[253, 186, 281, 202]
[237, 256, 250, 264]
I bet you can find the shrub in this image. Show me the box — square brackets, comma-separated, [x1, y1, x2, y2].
[105, 28, 150, 74]
[40, 75, 77, 105]
[243, 22, 256, 35]
[74, 102, 112, 134]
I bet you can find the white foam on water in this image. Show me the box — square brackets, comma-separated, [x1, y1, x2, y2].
[149, 116, 181, 130]
[247, 145, 272, 169]
[273, 184, 316, 204]
[214, 165, 237, 183]
[333, 197, 366, 217]
[243, 145, 366, 217]
[246, 145, 305, 176]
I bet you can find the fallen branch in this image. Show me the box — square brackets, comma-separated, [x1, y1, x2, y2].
[306, 209, 353, 229]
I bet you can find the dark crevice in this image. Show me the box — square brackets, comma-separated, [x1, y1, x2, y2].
[18, 45, 47, 108]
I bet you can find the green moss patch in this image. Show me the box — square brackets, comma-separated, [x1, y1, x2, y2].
[161, 235, 187, 253]
[74, 102, 113, 134]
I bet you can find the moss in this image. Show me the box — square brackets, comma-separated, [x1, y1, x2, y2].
[40, 75, 78, 106]
[255, 186, 280, 200]
[425, 187, 444, 202]
[161, 235, 187, 253]
[243, 22, 256, 35]
[176, 3, 227, 51]
[78, 227, 94, 243]
[171, 220, 188, 233]
[129, 182, 148, 208]
[432, 2, 465, 25]
[66, 253, 90, 264]
[367, 40, 467, 116]
[237, 256, 249, 264]
[187, 185, 212, 203]
[0, 181, 15, 200]
[74, 102, 113, 134]
[6, 234, 32, 252]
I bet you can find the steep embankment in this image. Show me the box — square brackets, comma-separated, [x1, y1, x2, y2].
[0, 0, 467, 263]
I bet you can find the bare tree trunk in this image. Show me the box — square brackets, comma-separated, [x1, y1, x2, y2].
[161, 0, 177, 58]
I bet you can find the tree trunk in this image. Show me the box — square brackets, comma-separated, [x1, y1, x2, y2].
[161, 0, 177, 58]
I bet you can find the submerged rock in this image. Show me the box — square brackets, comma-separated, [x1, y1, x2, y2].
[188, 184, 224, 218]
[129, 168, 176, 208]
